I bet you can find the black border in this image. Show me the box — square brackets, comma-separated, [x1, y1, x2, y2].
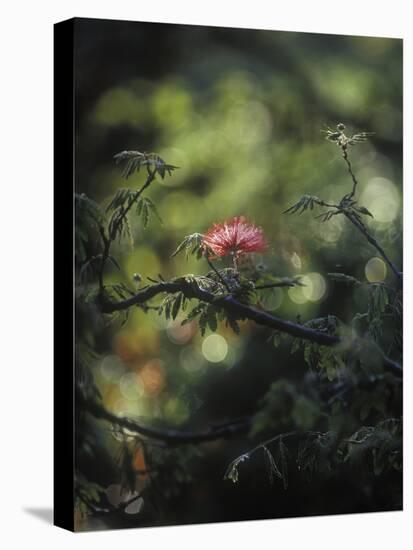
[54, 18, 75, 532]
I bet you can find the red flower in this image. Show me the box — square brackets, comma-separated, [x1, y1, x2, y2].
[203, 216, 268, 258]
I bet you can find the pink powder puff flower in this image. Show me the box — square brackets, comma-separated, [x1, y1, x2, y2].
[202, 216, 268, 258]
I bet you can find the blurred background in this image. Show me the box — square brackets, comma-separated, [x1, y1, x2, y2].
[74, 19, 402, 529]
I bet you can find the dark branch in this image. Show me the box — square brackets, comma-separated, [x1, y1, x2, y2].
[344, 211, 402, 282]
[82, 396, 251, 445]
[101, 279, 402, 377]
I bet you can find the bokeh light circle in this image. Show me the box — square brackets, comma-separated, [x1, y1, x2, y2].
[315, 216, 344, 244]
[259, 287, 284, 310]
[365, 257, 387, 282]
[288, 285, 307, 304]
[139, 359, 166, 396]
[167, 320, 194, 345]
[201, 334, 228, 363]
[164, 397, 190, 423]
[124, 497, 144, 515]
[301, 273, 327, 302]
[360, 177, 400, 223]
[180, 346, 206, 373]
[119, 372, 144, 401]
[100, 355, 125, 382]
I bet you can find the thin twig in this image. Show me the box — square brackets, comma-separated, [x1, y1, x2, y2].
[342, 149, 359, 199]
[255, 281, 300, 290]
[206, 257, 231, 292]
[344, 212, 402, 281]
[339, 144, 401, 281]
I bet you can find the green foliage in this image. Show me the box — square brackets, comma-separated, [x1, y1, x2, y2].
[106, 188, 163, 242]
[276, 439, 289, 489]
[285, 195, 374, 225]
[75, 193, 105, 263]
[224, 453, 250, 484]
[317, 347, 345, 381]
[106, 187, 138, 214]
[78, 255, 102, 285]
[284, 124, 377, 233]
[158, 282, 241, 336]
[250, 379, 325, 439]
[136, 196, 163, 228]
[198, 304, 219, 335]
[272, 316, 344, 381]
[113, 150, 178, 179]
[170, 232, 205, 259]
[106, 429, 204, 502]
[322, 123, 374, 148]
[366, 284, 390, 341]
[228, 416, 400, 488]
[75, 479, 108, 515]
[283, 194, 325, 215]
[75, 116, 402, 527]
[180, 299, 240, 336]
[225, 431, 293, 489]
[343, 419, 402, 475]
[107, 282, 136, 301]
[160, 291, 187, 321]
[297, 432, 337, 480]
[262, 445, 283, 484]
[75, 344, 102, 401]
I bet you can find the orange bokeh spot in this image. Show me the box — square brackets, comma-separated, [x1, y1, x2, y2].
[114, 329, 160, 364]
[139, 359, 166, 396]
[133, 446, 147, 472]
[114, 332, 142, 363]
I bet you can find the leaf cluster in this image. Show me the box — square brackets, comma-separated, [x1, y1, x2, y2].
[180, 299, 241, 336]
[170, 233, 205, 259]
[271, 316, 343, 381]
[106, 189, 163, 243]
[75, 193, 105, 262]
[114, 150, 178, 179]
[250, 380, 322, 438]
[343, 418, 402, 475]
[322, 123, 374, 149]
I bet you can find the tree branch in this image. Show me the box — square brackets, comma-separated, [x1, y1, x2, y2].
[344, 211, 402, 281]
[82, 396, 251, 445]
[100, 279, 402, 377]
[255, 281, 301, 290]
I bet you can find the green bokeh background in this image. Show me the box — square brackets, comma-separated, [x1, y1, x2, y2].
[74, 19, 402, 529]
